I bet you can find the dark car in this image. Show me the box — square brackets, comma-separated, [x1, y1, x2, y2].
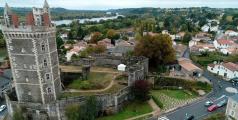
[185, 115, 195, 120]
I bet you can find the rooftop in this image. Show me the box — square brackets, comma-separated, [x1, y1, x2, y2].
[222, 62, 238, 72]
[230, 94, 238, 102]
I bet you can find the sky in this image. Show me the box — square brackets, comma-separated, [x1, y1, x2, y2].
[1, 0, 238, 10]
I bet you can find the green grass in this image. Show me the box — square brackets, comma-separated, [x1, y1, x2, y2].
[0, 48, 7, 61]
[151, 89, 197, 111]
[97, 101, 152, 120]
[190, 52, 238, 67]
[67, 72, 114, 90]
[203, 112, 226, 120]
[153, 89, 196, 100]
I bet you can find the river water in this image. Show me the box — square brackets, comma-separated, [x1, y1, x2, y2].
[52, 14, 124, 26]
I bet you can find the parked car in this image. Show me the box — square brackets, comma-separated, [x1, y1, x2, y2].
[205, 101, 213, 107]
[0, 105, 6, 112]
[207, 105, 218, 112]
[185, 115, 194, 120]
[217, 99, 227, 107]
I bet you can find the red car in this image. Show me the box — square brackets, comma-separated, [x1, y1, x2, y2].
[207, 105, 218, 112]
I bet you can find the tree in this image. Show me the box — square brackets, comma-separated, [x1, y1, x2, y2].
[106, 29, 120, 40]
[134, 34, 176, 68]
[13, 108, 25, 120]
[182, 32, 192, 44]
[65, 96, 100, 120]
[56, 36, 64, 49]
[90, 32, 103, 43]
[0, 31, 6, 48]
[132, 80, 151, 101]
[65, 104, 81, 120]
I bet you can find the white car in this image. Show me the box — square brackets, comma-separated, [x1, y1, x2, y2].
[0, 105, 6, 112]
[158, 116, 170, 120]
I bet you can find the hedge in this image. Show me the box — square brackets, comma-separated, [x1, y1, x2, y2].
[151, 95, 163, 109]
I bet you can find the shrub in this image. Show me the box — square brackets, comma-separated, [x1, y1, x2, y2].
[132, 80, 151, 101]
[151, 95, 163, 109]
[80, 81, 92, 89]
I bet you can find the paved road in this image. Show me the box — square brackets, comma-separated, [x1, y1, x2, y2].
[154, 46, 237, 120]
[164, 72, 236, 120]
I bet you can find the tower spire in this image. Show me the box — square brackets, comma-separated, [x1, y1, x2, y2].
[4, 3, 12, 14]
[43, 0, 49, 8]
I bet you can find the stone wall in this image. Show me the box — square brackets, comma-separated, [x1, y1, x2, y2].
[6, 86, 131, 120]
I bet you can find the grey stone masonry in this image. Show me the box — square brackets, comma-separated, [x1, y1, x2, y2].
[2, 2, 61, 104]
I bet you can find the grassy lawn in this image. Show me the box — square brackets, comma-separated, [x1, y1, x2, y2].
[203, 112, 226, 120]
[60, 83, 127, 98]
[190, 52, 238, 67]
[151, 89, 197, 111]
[67, 72, 114, 90]
[0, 48, 7, 61]
[97, 101, 152, 120]
[159, 90, 196, 100]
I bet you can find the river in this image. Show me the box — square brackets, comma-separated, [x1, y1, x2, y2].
[52, 14, 124, 26]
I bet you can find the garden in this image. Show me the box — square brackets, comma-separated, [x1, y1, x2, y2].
[97, 101, 153, 120]
[151, 76, 212, 111]
[190, 52, 238, 67]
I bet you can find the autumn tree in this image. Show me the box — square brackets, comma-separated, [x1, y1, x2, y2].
[134, 34, 176, 68]
[132, 80, 151, 101]
[182, 32, 192, 44]
[90, 32, 103, 43]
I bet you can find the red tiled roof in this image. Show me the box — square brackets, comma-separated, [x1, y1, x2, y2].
[222, 62, 238, 72]
[217, 39, 233, 45]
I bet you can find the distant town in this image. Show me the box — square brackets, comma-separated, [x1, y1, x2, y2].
[0, 0, 237, 120]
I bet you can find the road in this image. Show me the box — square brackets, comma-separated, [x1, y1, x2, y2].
[164, 72, 236, 120]
[153, 47, 237, 120]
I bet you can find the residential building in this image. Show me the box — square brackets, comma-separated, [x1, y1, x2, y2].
[2, 0, 62, 117]
[207, 62, 238, 80]
[214, 39, 238, 54]
[225, 30, 238, 37]
[178, 58, 203, 77]
[226, 94, 238, 120]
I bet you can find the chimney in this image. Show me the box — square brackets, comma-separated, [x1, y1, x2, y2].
[11, 14, 19, 28]
[43, 13, 50, 27]
[26, 12, 34, 26]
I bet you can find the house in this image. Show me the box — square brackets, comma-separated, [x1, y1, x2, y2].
[65, 41, 87, 61]
[226, 94, 238, 120]
[0, 69, 12, 98]
[189, 39, 216, 54]
[60, 33, 68, 40]
[110, 40, 135, 56]
[178, 58, 203, 77]
[214, 39, 238, 54]
[214, 39, 234, 49]
[225, 30, 238, 37]
[97, 38, 114, 49]
[207, 62, 238, 80]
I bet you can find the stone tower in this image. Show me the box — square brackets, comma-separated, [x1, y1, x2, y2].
[2, 0, 61, 104]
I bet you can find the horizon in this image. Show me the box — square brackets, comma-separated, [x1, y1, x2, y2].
[1, 0, 238, 10]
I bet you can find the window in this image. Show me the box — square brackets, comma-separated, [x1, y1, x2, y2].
[43, 59, 47, 67]
[47, 87, 52, 94]
[45, 74, 50, 80]
[231, 111, 234, 117]
[28, 92, 31, 96]
[233, 103, 236, 108]
[41, 44, 45, 51]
